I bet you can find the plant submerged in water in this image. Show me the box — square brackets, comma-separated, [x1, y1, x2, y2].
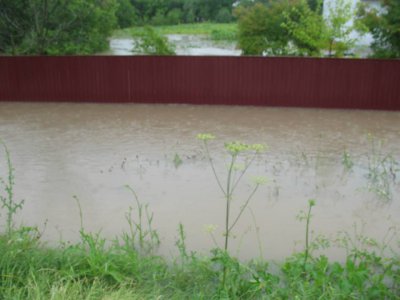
[197, 133, 267, 253]
[123, 185, 160, 254]
[365, 134, 398, 202]
[297, 199, 316, 270]
[132, 26, 176, 55]
[0, 141, 24, 236]
[197, 133, 267, 288]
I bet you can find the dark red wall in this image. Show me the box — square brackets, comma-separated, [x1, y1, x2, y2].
[0, 56, 399, 110]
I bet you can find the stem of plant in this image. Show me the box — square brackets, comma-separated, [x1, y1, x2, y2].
[222, 155, 236, 288]
[224, 154, 236, 252]
[203, 141, 226, 196]
[303, 199, 315, 270]
[1, 141, 24, 236]
[197, 135, 266, 289]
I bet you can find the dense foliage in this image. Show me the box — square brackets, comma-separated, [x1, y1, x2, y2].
[236, 0, 361, 57]
[1, 0, 399, 57]
[0, 0, 118, 55]
[0, 0, 237, 55]
[132, 26, 176, 55]
[116, 0, 236, 27]
[358, 0, 400, 58]
[235, 1, 293, 56]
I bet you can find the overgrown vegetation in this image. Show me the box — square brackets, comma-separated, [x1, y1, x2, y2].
[198, 134, 267, 288]
[1, 0, 399, 57]
[364, 134, 398, 202]
[115, 0, 236, 27]
[357, 0, 400, 58]
[114, 22, 237, 39]
[132, 26, 176, 55]
[236, 0, 362, 57]
[0, 141, 24, 236]
[0, 0, 118, 55]
[1, 137, 399, 299]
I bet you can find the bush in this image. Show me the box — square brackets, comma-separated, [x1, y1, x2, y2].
[132, 27, 176, 55]
[116, 0, 138, 28]
[215, 8, 233, 23]
[166, 8, 183, 25]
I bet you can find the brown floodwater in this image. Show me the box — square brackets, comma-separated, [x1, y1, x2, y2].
[0, 102, 399, 261]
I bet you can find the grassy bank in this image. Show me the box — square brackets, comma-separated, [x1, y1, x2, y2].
[1, 138, 400, 299]
[113, 22, 238, 42]
[1, 224, 399, 299]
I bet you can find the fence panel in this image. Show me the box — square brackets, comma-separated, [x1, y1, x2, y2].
[0, 56, 399, 110]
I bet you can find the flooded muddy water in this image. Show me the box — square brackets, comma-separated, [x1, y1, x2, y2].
[0, 102, 399, 261]
[109, 34, 240, 56]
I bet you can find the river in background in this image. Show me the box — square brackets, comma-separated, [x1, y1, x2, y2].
[0, 102, 399, 261]
[109, 34, 240, 56]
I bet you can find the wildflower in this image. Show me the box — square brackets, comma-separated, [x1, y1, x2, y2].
[224, 141, 250, 155]
[204, 224, 218, 234]
[252, 176, 269, 185]
[251, 143, 267, 153]
[197, 133, 216, 141]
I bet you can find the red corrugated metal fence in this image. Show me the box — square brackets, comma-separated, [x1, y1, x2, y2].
[0, 56, 399, 110]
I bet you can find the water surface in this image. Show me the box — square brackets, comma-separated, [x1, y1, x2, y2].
[109, 34, 240, 56]
[0, 102, 399, 261]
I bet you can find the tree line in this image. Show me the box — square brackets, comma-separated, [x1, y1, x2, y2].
[116, 0, 236, 28]
[0, 0, 399, 57]
[0, 0, 117, 55]
[0, 0, 237, 55]
[236, 0, 400, 58]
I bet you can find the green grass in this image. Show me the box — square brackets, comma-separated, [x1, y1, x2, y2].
[113, 22, 238, 41]
[1, 226, 399, 299]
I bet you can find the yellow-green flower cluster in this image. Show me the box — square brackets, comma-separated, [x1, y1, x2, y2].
[251, 176, 269, 185]
[224, 141, 267, 155]
[196, 133, 216, 141]
[224, 141, 250, 155]
[203, 224, 218, 233]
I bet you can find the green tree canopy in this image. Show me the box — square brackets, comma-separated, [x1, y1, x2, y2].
[235, 1, 293, 55]
[357, 0, 400, 58]
[324, 0, 358, 57]
[130, 0, 236, 26]
[116, 0, 138, 28]
[283, 0, 326, 56]
[236, 0, 361, 57]
[0, 0, 118, 55]
[132, 26, 176, 55]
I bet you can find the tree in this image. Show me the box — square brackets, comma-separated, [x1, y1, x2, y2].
[283, 0, 326, 56]
[236, 0, 361, 57]
[215, 7, 234, 23]
[307, 0, 322, 13]
[166, 8, 183, 25]
[0, 0, 29, 54]
[324, 0, 359, 56]
[284, 0, 360, 57]
[116, 0, 137, 28]
[235, 1, 293, 55]
[357, 0, 400, 58]
[132, 26, 176, 55]
[128, 0, 235, 25]
[0, 0, 118, 55]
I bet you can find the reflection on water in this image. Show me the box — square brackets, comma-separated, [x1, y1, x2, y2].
[0, 102, 399, 261]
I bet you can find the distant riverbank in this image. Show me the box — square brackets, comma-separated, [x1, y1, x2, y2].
[108, 23, 239, 56]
